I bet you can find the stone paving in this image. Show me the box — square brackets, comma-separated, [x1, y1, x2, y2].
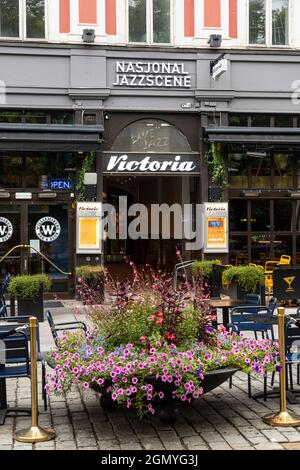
[1, 302, 300, 451]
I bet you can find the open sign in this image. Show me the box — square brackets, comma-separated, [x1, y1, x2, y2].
[50, 179, 73, 190]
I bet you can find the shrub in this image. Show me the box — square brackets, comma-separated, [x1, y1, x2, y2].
[222, 266, 264, 293]
[76, 265, 105, 304]
[7, 274, 51, 300]
[75, 265, 105, 281]
[192, 260, 221, 279]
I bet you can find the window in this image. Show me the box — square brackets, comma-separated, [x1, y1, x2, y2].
[0, 0, 45, 39]
[128, 0, 171, 44]
[249, 0, 289, 46]
[272, 0, 289, 45]
[0, 0, 19, 37]
[249, 0, 266, 44]
[26, 0, 45, 39]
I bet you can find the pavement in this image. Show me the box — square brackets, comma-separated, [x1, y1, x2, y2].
[1, 302, 300, 451]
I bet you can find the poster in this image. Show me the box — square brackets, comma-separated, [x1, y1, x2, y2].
[204, 203, 228, 253]
[76, 202, 102, 254]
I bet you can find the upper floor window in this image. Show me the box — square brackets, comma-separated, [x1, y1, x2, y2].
[128, 0, 171, 44]
[0, 0, 45, 39]
[249, 0, 289, 46]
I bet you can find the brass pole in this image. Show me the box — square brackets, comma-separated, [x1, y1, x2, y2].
[263, 307, 300, 427]
[15, 317, 56, 443]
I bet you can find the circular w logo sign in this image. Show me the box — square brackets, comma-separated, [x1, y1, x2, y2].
[35, 217, 61, 243]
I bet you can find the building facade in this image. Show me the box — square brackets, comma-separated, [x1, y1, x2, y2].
[0, 0, 300, 294]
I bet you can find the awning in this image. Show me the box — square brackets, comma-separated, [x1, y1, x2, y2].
[205, 127, 300, 145]
[0, 123, 104, 152]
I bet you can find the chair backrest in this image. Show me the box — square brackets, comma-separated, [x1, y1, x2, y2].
[46, 310, 58, 342]
[0, 331, 29, 373]
[0, 317, 41, 352]
[278, 255, 291, 265]
[0, 305, 6, 318]
[244, 294, 260, 305]
[268, 297, 277, 314]
[285, 322, 300, 353]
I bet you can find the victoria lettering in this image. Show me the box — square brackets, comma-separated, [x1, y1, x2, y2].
[106, 155, 197, 173]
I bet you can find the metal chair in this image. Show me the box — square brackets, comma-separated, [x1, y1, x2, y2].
[46, 310, 87, 347]
[0, 316, 47, 411]
[0, 273, 10, 317]
[227, 297, 277, 399]
[229, 297, 277, 341]
[0, 328, 31, 425]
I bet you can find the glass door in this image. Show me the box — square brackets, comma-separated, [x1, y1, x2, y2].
[0, 205, 21, 277]
[27, 204, 70, 292]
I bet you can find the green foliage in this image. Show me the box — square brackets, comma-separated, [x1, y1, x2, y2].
[222, 266, 264, 293]
[176, 305, 208, 344]
[76, 153, 95, 202]
[95, 297, 158, 350]
[75, 265, 105, 281]
[192, 260, 221, 279]
[205, 142, 227, 191]
[8, 274, 51, 300]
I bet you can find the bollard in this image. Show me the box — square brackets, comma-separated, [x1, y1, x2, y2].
[15, 317, 55, 443]
[263, 307, 300, 427]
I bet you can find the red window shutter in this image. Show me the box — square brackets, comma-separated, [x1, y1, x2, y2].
[59, 0, 70, 33]
[184, 0, 194, 37]
[204, 0, 221, 28]
[229, 0, 238, 38]
[106, 0, 116, 35]
[79, 0, 97, 24]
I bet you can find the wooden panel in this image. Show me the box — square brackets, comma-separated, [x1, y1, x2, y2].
[79, 0, 97, 24]
[204, 0, 221, 28]
[106, 0, 116, 35]
[184, 0, 194, 37]
[59, 0, 70, 33]
[229, 0, 238, 38]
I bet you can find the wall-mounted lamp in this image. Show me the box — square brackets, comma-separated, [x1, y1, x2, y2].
[242, 190, 262, 197]
[82, 29, 96, 43]
[208, 34, 222, 48]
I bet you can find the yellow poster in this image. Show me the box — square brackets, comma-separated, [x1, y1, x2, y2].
[207, 217, 226, 248]
[79, 218, 98, 247]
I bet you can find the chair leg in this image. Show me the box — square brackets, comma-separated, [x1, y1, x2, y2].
[263, 374, 267, 401]
[271, 371, 275, 387]
[229, 376, 233, 389]
[248, 374, 252, 398]
[289, 364, 294, 391]
[41, 362, 47, 411]
[297, 364, 300, 386]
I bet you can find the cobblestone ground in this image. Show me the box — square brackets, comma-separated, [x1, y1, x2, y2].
[1, 303, 300, 451]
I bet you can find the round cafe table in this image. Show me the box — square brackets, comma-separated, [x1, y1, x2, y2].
[203, 298, 255, 327]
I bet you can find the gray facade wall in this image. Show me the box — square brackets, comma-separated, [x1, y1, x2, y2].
[0, 44, 299, 114]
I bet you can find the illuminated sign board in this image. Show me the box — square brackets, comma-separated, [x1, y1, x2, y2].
[203, 203, 228, 253]
[76, 202, 102, 254]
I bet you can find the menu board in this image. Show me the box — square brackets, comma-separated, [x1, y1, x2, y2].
[204, 203, 228, 253]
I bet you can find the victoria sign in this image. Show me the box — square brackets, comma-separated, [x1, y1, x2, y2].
[103, 153, 200, 174]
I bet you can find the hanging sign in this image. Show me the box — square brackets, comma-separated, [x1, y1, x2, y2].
[203, 203, 228, 253]
[0, 217, 13, 243]
[212, 59, 228, 80]
[76, 202, 102, 254]
[35, 217, 61, 242]
[103, 153, 200, 174]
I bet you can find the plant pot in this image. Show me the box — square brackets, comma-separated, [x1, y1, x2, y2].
[94, 367, 237, 424]
[17, 295, 44, 322]
[225, 282, 262, 302]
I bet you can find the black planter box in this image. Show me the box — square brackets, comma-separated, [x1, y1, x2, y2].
[17, 296, 44, 322]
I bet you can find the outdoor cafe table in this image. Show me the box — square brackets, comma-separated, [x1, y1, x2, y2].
[203, 298, 255, 327]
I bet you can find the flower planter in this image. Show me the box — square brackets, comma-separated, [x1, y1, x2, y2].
[92, 367, 237, 424]
[17, 295, 45, 323]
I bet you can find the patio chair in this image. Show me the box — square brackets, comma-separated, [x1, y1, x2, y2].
[0, 327, 32, 424]
[0, 273, 10, 317]
[227, 297, 277, 398]
[0, 316, 48, 410]
[46, 310, 87, 347]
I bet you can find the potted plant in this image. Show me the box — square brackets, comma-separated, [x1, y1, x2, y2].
[47, 266, 277, 424]
[75, 265, 105, 304]
[7, 274, 51, 322]
[222, 266, 265, 300]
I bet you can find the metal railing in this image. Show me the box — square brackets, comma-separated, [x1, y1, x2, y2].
[0, 244, 72, 276]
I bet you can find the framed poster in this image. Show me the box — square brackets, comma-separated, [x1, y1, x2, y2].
[76, 202, 102, 254]
[203, 203, 228, 253]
